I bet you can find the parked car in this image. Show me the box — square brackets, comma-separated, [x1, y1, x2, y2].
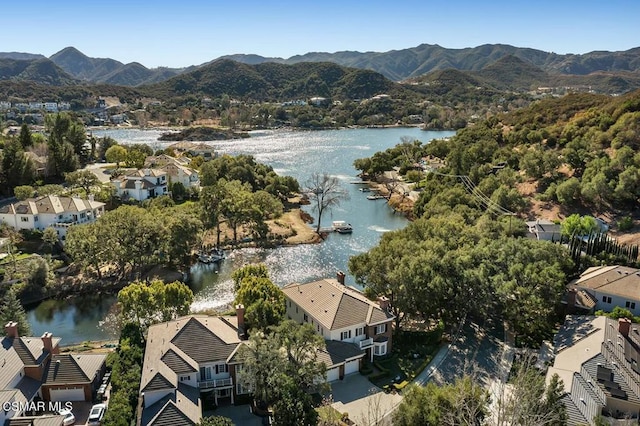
[58, 408, 75, 426]
[87, 403, 106, 425]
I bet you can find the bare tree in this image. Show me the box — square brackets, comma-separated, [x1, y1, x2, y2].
[305, 172, 349, 233]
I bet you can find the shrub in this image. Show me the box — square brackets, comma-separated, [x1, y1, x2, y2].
[618, 216, 634, 232]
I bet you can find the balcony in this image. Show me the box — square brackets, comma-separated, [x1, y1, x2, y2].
[359, 338, 374, 349]
[198, 377, 233, 389]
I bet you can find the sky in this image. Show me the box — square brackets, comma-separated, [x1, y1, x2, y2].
[1, 0, 639, 69]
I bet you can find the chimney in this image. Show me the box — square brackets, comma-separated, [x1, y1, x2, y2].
[88, 194, 94, 202]
[378, 296, 390, 311]
[235, 304, 245, 336]
[41, 332, 54, 353]
[619, 318, 632, 338]
[336, 271, 346, 285]
[566, 288, 577, 309]
[4, 321, 18, 338]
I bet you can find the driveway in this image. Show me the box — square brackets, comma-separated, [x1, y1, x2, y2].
[212, 404, 263, 426]
[329, 373, 402, 426]
[84, 162, 116, 184]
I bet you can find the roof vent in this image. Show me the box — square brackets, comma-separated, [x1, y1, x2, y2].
[311, 299, 314, 303]
[56, 359, 60, 364]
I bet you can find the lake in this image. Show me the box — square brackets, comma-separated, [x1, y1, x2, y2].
[27, 127, 455, 344]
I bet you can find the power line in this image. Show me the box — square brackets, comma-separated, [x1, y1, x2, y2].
[430, 170, 517, 216]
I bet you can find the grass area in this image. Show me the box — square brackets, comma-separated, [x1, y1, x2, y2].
[317, 405, 346, 424]
[367, 325, 444, 391]
[0, 253, 32, 265]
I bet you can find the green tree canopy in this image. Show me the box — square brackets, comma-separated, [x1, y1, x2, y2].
[117, 279, 193, 332]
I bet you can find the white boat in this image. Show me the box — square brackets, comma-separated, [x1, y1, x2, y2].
[332, 221, 353, 234]
[359, 187, 371, 192]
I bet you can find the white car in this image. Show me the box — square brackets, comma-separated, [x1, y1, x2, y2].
[87, 403, 106, 425]
[58, 408, 75, 426]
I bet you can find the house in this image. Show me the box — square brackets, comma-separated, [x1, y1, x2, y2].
[144, 155, 200, 189]
[545, 315, 640, 424]
[166, 142, 216, 161]
[139, 312, 248, 426]
[566, 265, 640, 316]
[111, 169, 168, 201]
[0, 195, 105, 240]
[0, 322, 106, 424]
[526, 219, 562, 241]
[282, 272, 395, 367]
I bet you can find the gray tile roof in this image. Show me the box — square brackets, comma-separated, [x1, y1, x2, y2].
[282, 279, 394, 331]
[170, 317, 238, 364]
[43, 354, 89, 384]
[317, 340, 365, 368]
[0, 195, 104, 216]
[142, 384, 200, 426]
[161, 349, 197, 374]
[560, 393, 590, 426]
[142, 372, 174, 392]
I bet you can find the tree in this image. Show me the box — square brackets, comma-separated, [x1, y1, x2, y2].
[393, 377, 489, 426]
[41, 227, 59, 253]
[561, 214, 598, 237]
[171, 181, 187, 201]
[234, 265, 286, 330]
[117, 279, 193, 332]
[65, 170, 100, 195]
[0, 288, 32, 336]
[232, 263, 270, 291]
[305, 172, 349, 233]
[219, 180, 254, 242]
[105, 145, 128, 169]
[492, 357, 566, 426]
[239, 320, 326, 425]
[197, 417, 235, 426]
[1, 139, 35, 195]
[18, 123, 33, 149]
[13, 185, 35, 200]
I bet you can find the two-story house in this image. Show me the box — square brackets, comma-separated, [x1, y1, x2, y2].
[546, 315, 640, 424]
[0, 322, 106, 424]
[566, 265, 640, 316]
[139, 312, 249, 426]
[282, 272, 395, 379]
[111, 169, 168, 201]
[0, 195, 105, 240]
[144, 154, 200, 189]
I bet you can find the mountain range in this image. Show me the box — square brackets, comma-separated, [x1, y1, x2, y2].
[1, 43, 640, 89]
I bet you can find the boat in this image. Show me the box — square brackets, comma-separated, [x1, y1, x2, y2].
[367, 195, 385, 200]
[359, 187, 371, 192]
[332, 221, 353, 234]
[198, 248, 225, 264]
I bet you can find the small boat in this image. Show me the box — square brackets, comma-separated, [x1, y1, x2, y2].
[332, 221, 353, 234]
[367, 195, 385, 200]
[359, 187, 371, 192]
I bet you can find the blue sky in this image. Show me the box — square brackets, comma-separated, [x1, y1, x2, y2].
[1, 0, 638, 68]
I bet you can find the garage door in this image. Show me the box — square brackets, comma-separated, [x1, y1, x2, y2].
[345, 359, 360, 375]
[49, 387, 85, 401]
[326, 367, 340, 382]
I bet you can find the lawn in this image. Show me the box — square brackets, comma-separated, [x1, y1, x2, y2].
[367, 324, 444, 391]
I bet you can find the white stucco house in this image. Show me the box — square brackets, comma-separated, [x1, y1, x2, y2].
[111, 169, 168, 201]
[567, 265, 640, 316]
[0, 195, 105, 240]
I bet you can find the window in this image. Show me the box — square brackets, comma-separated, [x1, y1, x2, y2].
[237, 381, 251, 395]
[200, 366, 212, 380]
[602, 296, 612, 304]
[34, 216, 38, 222]
[288, 301, 291, 308]
[626, 301, 636, 309]
[296, 306, 298, 314]
[20, 217, 29, 222]
[374, 342, 387, 356]
[80, 212, 86, 219]
[303, 314, 308, 322]
[180, 375, 190, 382]
[355, 327, 365, 337]
[215, 364, 228, 374]
[375, 324, 388, 335]
[340, 330, 352, 340]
